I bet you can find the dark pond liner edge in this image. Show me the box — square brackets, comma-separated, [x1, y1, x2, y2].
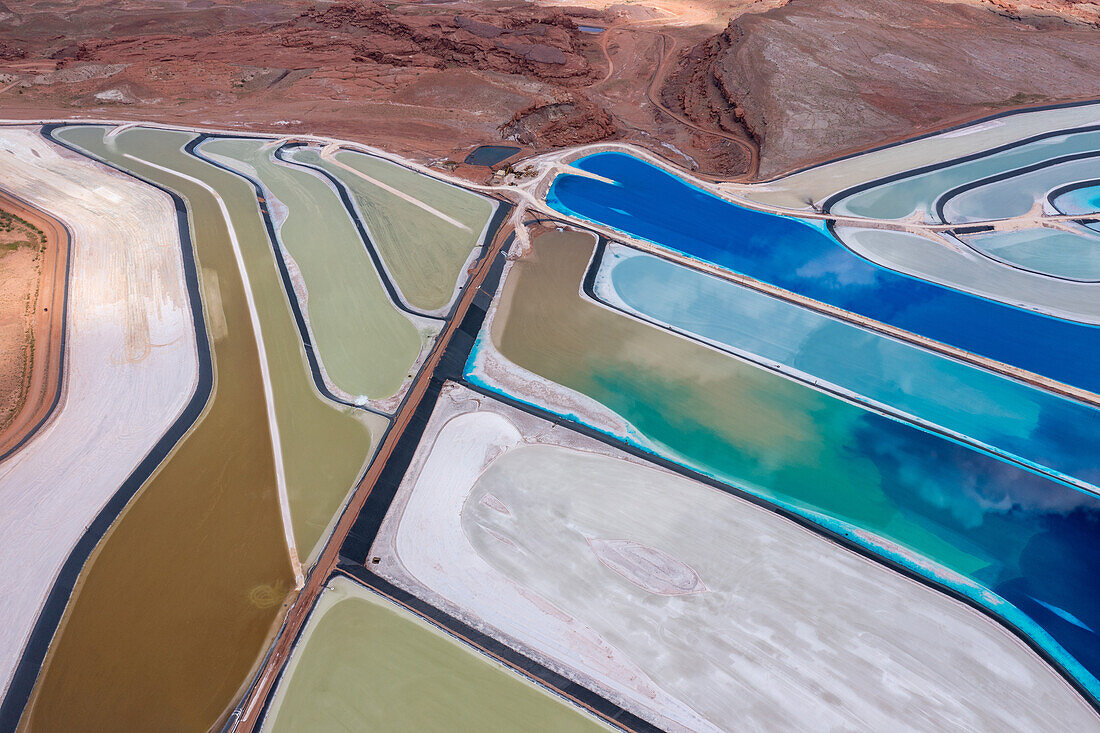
[0, 189, 73, 464]
[0, 123, 216, 733]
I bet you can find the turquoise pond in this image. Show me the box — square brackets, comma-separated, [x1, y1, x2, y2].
[940, 156, 1100, 223]
[1054, 184, 1100, 216]
[547, 151, 1100, 395]
[596, 245, 1100, 490]
[962, 227, 1100, 281]
[465, 231, 1100, 700]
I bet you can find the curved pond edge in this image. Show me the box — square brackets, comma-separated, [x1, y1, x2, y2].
[0, 124, 214, 731]
[463, 231, 1100, 713]
[188, 135, 393, 418]
[0, 189, 72, 465]
[774, 99, 1100, 183]
[587, 240, 1100, 497]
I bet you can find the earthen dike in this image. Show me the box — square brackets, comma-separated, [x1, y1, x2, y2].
[0, 190, 68, 461]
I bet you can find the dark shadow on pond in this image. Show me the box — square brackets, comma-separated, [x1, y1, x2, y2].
[465, 145, 521, 167]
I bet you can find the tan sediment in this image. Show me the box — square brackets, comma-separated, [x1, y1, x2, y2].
[16, 125, 295, 733]
[0, 191, 65, 457]
[0, 126, 201, 703]
[123, 150, 304, 586]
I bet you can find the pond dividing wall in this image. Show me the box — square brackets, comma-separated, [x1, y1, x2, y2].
[468, 229, 1100, 701]
[548, 152, 1100, 396]
[594, 243, 1100, 492]
[21, 125, 298, 732]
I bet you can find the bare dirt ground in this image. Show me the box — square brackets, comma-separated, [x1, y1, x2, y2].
[664, 0, 1100, 177]
[0, 194, 65, 458]
[0, 0, 1096, 178]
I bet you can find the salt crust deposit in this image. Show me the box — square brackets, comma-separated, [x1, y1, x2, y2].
[371, 384, 717, 733]
[835, 226, 1100, 325]
[0, 128, 198, 695]
[371, 383, 1100, 732]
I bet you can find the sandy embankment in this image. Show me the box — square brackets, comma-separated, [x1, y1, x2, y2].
[0, 127, 199, 698]
[0, 192, 66, 457]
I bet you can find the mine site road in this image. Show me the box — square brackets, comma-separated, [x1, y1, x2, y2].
[4, 117, 1087, 236]
[589, 19, 761, 180]
[225, 208, 515, 733]
[1, 117, 1098, 725]
[7, 118, 1095, 410]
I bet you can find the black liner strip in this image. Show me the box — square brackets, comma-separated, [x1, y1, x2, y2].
[251, 242, 657, 733]
[257, 150, 1100, 726]
[1048, 177, 1100, 212]
[0, 124, 216, 732]
[185, 134, 390, 416]
[772, 99, 1100, 183]
[821, 123, 1100, 283]
[932, 149, 1100, 224]
[274, 143, 511, 323]
[334, 566, 660, 733]
[460, 380, 1100, 716]
[952, 224, 996, 235]
[227, 226, 513, 728]
[821, 123, 1100, 215]
[0, 191, 73, 464]
[461, 234, 1100, 715]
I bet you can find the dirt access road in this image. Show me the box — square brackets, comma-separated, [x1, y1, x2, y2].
[0, 189, 67, 462]
[226, 211, 515, 733]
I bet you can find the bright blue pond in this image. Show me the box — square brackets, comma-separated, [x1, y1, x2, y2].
[600, 248, 1100, 491]
[548, 152, 1100, 394]
[1054, 185, 1100, 216]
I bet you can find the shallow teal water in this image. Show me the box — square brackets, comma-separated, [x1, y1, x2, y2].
[942, 156, 1100, 223]
[834, 129, 1100, 220]
[599, 247, 1100, 490]
[1054, 185, 1100, 216]
[468, 232, 1100, 701]
[964, 227, 1100, 281]
[549, 151, 1100, 395]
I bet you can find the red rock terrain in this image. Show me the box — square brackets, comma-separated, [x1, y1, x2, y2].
[0, 0, 1096, 178]
[663, 0, 1100, 177]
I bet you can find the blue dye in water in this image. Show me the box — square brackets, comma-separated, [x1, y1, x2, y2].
[602, 250, 1100, 491]
[1054, 185, 1100, 216]
[547, 152, 1100, 395]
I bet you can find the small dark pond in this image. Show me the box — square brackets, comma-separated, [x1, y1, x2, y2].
[464, 145, 521, 166]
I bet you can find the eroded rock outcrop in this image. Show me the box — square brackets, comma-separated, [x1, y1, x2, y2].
[290, 1, 597, 83]
[665, 0, 1100, 177]
[500, 95, 616, 146]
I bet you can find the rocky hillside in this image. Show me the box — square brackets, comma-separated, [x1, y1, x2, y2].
[665, 0, 1100, 177]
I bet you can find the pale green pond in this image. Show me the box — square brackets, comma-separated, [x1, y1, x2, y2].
[263, 576, 607, 733]
[288, 147, 493, 312]
[963, 226, 1100, 281]
[199, 137, 428, 400]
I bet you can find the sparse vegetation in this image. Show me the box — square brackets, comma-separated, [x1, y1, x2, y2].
[0, 209, 46, 255]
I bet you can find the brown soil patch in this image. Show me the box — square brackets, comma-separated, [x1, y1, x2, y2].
[662, 0, 1100, 178]
[0, 0, 764, 176]
[0, 191, 67, 459]
[0, 0, 1097, 180]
